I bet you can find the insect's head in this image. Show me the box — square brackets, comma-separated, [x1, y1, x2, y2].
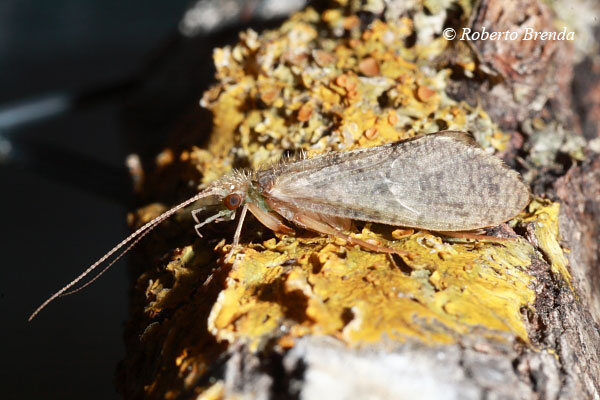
[193, 172, 252, 227]
[210, 173, 251, 211]
[185, 175, 251, 239]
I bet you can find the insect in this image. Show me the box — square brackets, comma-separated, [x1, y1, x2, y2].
[29, 130, 531, 320]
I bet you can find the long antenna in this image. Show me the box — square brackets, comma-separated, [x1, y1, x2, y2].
[58, 219, 157, 297]
[28, 189, 215, 321]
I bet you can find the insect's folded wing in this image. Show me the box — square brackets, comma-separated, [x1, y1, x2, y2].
[267, 134, 530, 231]
[266, 144, 398, 221]
[382, 135, 531, 230]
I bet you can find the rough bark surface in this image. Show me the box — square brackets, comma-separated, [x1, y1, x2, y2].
[117, 1, 600, 399]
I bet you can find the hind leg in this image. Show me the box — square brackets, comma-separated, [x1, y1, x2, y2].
[292, 212, 410, 257]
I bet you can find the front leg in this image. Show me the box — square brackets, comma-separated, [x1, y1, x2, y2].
[226, 203, 294, 262]
[192, 208, 235, 237]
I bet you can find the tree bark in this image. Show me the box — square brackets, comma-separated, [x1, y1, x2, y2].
[117, 1, 600, 399]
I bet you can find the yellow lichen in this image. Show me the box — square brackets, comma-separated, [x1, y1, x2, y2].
[207, 230, 537, 347]
[520, 199, 572, 285]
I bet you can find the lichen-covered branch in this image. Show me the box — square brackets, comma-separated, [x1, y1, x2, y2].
[118, 1, 600, 398]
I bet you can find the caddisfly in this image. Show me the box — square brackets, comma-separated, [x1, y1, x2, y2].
[29, 131, 531, 320]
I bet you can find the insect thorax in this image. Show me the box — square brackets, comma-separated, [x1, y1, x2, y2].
[245, 174, 272, 212]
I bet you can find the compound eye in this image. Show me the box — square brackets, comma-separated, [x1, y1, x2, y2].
[223, 193, 242, 210]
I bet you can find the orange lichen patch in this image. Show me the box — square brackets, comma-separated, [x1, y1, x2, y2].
[343, 15, 360, 30]
[358, 57, 380, 76]
[207, 227, 536, 347]
[312, 49, 335, 67]
[347, 38, 361, 49]
[259, 87, 280, 106]
[283, 49, 309, 67]
[297, 103, 313, 122]
[363, 127, 378, 139]
[416, 85, 436, 102]
[392, 228, 414, 239]
[334, 73, 358, 93]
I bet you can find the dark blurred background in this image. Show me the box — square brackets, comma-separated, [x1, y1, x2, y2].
[0, 1, 306, 398]
[0, 1, 190, 399]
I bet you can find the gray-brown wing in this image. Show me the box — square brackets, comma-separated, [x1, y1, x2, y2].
[266, 132, 531, 231]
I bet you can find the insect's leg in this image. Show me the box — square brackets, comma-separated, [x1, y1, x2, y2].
[436, 230, 513, 242]
[192, 207, 206, 224]
[316, 213, 353, 232]
[293, 213, 409, 256]
[246, 203, 295, 235]
[266, 198, 350, 232]
[224, 203, 249, 262]
[232, 203, 249, 247]
[193, 209, 234, 238]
